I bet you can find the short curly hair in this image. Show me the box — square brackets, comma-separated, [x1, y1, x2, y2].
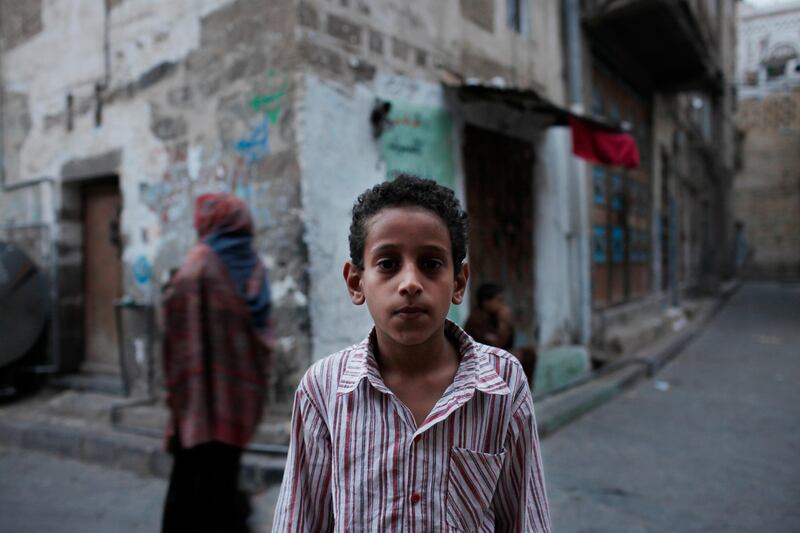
[349, 174, 469, 273]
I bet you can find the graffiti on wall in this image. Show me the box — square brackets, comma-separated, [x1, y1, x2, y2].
[233, 73, 288, 164]
[140, 71, 288, 232]
[379, 103, 456, 191]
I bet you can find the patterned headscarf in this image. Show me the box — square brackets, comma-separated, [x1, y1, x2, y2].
[194, 193, 254, 239]
[193, 193, 270, 330]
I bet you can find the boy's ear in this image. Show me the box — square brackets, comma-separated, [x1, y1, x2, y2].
[451, 262, 469, 305]
[343, 261, 366, 305]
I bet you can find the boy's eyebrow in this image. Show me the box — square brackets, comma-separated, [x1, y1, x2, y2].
[369, 242, 450, 255]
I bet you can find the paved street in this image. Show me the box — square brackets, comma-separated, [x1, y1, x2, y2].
[0, 445, 165, 533]
[544, 283, 800, 532]
[0, 446, 280, 533]
[1, 283, 798, 532]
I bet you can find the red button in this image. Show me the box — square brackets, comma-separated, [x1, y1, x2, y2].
[410, 493, 421, 505]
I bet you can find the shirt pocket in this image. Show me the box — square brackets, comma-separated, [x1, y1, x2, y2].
[446, 446, 506, 532]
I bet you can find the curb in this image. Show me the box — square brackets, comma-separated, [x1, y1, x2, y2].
[0, 415, 286, 490]
[0, 416, 171, 478]
[534, 285, 738, 438]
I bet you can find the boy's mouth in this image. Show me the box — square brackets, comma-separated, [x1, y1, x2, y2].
[395, 306, 425, 316]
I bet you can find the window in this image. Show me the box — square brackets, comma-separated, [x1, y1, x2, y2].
[593, 167, 606, 206]
[593, 226, 607, 264]
[591, 87, 604, 115]
[507, 0, 529, 35]
[763, 44, 798, 80]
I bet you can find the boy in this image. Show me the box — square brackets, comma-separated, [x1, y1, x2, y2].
[272, 175, 551, 532]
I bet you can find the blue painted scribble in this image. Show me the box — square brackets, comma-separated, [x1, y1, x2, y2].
[232, 77, 288, 164]
[234, 113, 271, 163]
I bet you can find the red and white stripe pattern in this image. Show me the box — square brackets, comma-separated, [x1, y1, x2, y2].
[272, 321, 551, 532]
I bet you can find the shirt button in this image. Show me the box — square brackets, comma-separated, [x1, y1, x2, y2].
[410, 493, 421, 505]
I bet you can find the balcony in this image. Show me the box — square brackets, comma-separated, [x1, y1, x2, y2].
[582, 0, 721, 93]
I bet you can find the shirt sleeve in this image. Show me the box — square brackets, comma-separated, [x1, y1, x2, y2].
[492, 393, 552, 532]
[271, 387, 334, 532]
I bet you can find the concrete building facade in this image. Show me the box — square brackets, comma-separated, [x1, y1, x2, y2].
[580, 0, 739, 360]
[0, 0, 738, 403]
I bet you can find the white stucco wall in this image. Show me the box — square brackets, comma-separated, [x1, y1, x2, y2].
[300, 70, 580, 359]
[299, 72, 467, 360]
[535, 127, 579, 347]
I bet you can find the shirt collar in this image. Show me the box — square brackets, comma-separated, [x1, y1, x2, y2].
[336, 320, 512, 397]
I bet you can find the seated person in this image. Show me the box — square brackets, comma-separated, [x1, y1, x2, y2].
[464, 282, 514, 350]
[465, 282, 537, 383]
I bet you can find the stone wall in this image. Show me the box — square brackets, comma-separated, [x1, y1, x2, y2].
[0, 0, 310, 402]
[734, 88, 800, 278]
[1, 0, 573, 400]
[293, 0, 565, 99]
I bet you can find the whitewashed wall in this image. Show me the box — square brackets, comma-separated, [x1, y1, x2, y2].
[535, 127, 580, 347]
[299, 71, 579, 359]
[298, 72, 467, 360]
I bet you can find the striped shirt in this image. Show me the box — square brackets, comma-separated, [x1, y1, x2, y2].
[272, 321, 551, 532]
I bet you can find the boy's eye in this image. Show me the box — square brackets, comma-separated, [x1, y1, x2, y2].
[421, 258, 444, 272]
[376, 258, 398, 271]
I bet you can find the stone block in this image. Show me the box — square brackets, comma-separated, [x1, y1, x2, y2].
[352, 60, 376, 81]
[415, 49, 427, 67]
[150, 450, 173, 479]
[461, 0, 494, 32]
[369, 30, 383, 55]
[1, 0, 43, 50]
[533, 346, 591, 396]
[61, 150, 121, 180]
[22, 425, 82, 458]
[301, 42, 343, 75]
[137, 62, 177, 91]
[0, 419, 31, 447]
[115, 442, 153, 476]
[392, 38, 410, 61]
[326, 14, 361, 46]
[150, 114, 187, 142]
[298, 2, 319, 30]
[81, 436, 119, 466]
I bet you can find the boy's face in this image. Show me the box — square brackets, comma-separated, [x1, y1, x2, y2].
[344, 206, 468, 348]
[484, 294, 505, 314]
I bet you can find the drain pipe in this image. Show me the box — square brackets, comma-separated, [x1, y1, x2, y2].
[564, 0, 592, 344]
[565, 0, 584, 113]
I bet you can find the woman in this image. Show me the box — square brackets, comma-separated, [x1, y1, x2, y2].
[161, 193, 271, 533]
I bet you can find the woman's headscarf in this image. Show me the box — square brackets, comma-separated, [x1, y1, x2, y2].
[193, 193, 271, 329]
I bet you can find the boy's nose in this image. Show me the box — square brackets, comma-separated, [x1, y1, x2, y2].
[398, 265, 423, 296]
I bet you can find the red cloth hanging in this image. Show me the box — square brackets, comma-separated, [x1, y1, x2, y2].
[568, 116, 640, 169]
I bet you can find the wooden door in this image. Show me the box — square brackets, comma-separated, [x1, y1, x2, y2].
[463, 125, 536, 345]
[82, 182, 122, 374]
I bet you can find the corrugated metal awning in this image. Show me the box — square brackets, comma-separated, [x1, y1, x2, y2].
[447, 78, 630, 133]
